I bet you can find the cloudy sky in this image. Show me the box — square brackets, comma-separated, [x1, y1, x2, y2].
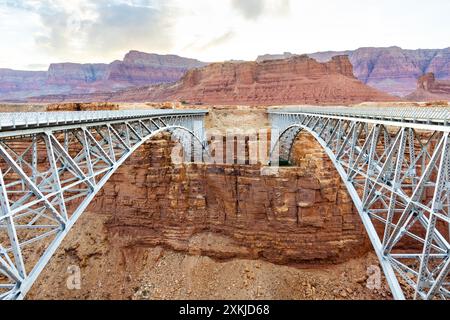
[0, 0, 449, 70]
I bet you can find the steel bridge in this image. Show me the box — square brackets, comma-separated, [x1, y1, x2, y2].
[0, 109, 208, 300]
[1, 106, 449, 300]
[269, 106, 450, 300]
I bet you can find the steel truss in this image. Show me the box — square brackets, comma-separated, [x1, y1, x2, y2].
[269, 106, 450, 300]
[0, 109, 208, 300]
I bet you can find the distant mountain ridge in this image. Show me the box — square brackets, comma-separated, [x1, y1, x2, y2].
[27, 55, 397, 105]
[0, 69, 47, 99]
[257, 46, 450, 97]
[2, 46, 450, 102]
[0, 51, 207, 101]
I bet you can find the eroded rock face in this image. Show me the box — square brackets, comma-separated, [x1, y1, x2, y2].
[0, 51, 206, 102]
[107, 51, 207, 85]
[46, 102, 119, 111]
[85, 133, 370, 265]
[309, 47, 450, 97]
[0, 69, 47, 101]
[47, 63, 110, 84]
[406, 72, 450, 101]
[417, 73, 450, 95]
[102, 55, 396, 105]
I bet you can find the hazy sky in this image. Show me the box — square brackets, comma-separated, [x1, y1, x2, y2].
[0, 0, 449, 70]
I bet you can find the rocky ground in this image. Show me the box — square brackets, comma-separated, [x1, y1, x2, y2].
[28, 210, 392, 300]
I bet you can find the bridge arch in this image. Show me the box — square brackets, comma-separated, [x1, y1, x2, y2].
[269, 107, 450, 300]
[0, 110, 208, 299]
[270, 123, 405, 295]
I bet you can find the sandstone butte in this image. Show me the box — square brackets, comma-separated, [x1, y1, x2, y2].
[28, 55, 398, 105]
[406, 72, 450, 101]
[260, 46, 450, 97]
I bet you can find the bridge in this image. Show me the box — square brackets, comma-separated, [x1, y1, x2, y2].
[269, 106, 450, 300]
[1, 106, 449, 300]
[0, 109, 208, 300]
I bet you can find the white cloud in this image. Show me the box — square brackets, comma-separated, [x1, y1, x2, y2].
[0, 0, 449, 69]
[0, 2, 48, 70]
[231, 0, 290, 20]
[231, 0, 265, 20]
[86, 1, 174, 57]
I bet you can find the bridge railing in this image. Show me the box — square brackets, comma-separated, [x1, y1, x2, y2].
[269, 106, 450, 125]
[0, 109, 208, 300]
[0, 109, 208, 130]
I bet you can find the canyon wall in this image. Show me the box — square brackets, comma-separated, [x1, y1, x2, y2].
[44, 55, 396, 105]
[47, 63, 110, 84]
[21, 106, 391, 300]
[406, 72, 450, 101]
[3, 46, 450, 103]
[83, 132, 370, 265]
[260, 46, 450, 97]
[142, 55, 396, 105]
[0, 69, 47, 99]
[106, 51, 207, 85]
[312, 47, 450, 97]
[0, 51, 206, 101]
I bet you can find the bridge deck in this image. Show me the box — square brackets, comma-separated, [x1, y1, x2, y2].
[0, 109, 208, 299]
[269, 106, 450, 128]
[0, 109, 208, 131]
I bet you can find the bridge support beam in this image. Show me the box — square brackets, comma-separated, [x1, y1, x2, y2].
[269, 107, 450, 300]
[0, 110, 208, 299]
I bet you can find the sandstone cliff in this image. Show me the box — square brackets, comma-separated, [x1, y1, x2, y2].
[0, 51, 206, 101]
[27, 133, 390, 300]
[0, 69, 47, 100]
[82, 131, 371, 265]
[4, 46, 450, 102]
[103, 54, 396, 105]
[47, 63, 110, 84]
[106, 51, 207, 85]
[260, 46, 450, 97]
[35, 55, 396, 104]
[406, 72, 450, 101]
[312, 47, 450, 97]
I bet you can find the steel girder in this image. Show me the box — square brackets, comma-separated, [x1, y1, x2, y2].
[0, 110, 208, 300]
[269, 107, 450, 300]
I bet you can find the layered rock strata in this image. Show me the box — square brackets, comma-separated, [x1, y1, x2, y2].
[84, 132, 370, 265]
[311, 47, 450, 97]
[0, 51, 206, 101]
[406, 72, 450, 101]
[34, 55, 396, 105]
[260, 46, 450, 97]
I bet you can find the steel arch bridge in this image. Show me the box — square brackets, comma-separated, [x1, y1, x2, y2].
[0, 109, 208, 300]
[269, 106, 450, 300]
